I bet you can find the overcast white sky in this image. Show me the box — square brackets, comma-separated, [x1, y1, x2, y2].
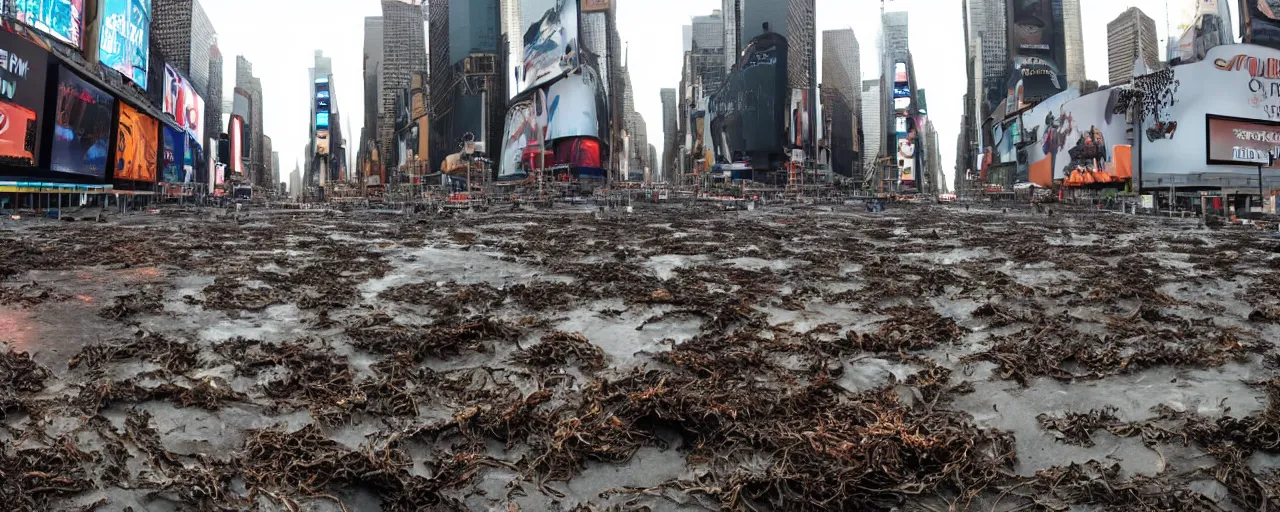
[201, 0, 1242, 187]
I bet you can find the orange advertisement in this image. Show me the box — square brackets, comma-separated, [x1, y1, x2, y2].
[0, 101, 38, 166]
[115, 103, 159, 182]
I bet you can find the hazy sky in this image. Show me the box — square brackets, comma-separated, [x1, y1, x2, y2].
[201, 0, 1242, 187]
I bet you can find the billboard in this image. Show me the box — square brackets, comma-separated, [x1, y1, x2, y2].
[0, 30, 50, 168]
[316, 129, 329, 155]
[1207, 115, 1280, 165]
[1006, 0, 1065, 105]
[544, 65, 607, 141]
[499, 101, 538, 179]
[99, 0, 150, 89]
[518, 0, 579, 94]
[315, 80, 330, 129]
[14, 0, 84, 48]
[1018, 87, 1129, 186]
[898, 140, 916, 181]
[114, 102, 157, 182]
[229, 116, 243, 175]
[1131, 44, 1280, 186]
[163, 64, 203, 145]
[51, 67, 113, 177]
[787, 89, 810, 148]
[161, 125, 183, 183]
[581, 0, 610, 12]
[1244, 1, 1280, 49]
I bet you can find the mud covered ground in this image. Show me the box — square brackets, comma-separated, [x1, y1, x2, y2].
[2, 203, 1280, 511]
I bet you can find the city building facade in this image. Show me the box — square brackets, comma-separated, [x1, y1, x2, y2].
[205, 45, 223, 145]
[1061, 0, 1085, 87]
[821, 28, 861, 180]
[383, 0, 428, 175]
[1107, 7, 1159, 86]
[861, 79, 881, 177]
[428, 0, 504, 174]
[661, 88, 678, 183]
[151, 0, 215, 96]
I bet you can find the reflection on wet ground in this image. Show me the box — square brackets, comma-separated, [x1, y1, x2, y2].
[2, 204, 1279, 511]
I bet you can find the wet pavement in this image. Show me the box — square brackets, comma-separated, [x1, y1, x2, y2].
[1, 203, 1279, 511]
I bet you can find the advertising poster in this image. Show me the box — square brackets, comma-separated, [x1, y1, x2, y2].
[99, 0, 150, 89]
[1007, 0, 1065, 104]
[898, 140, 916, 181]
[518, 0, 579, 94]
[787, 89, 810, 148]
[316, 129, 330, 155]
[544, 65, 607, 141]
[15, 0, 84, 48]
[163, 64, 204, 145]
[1207, 115, 1280, 165]
[894, 62, 907, 84]
[315, 80, 330, 129]
[1019, 88, 1129, 185]
[229, 116, 242, 175]
[114, 102, 158, 182]
[1134, 44, 1280, 185]
[161, 125, 183, 183]
[0, 30, 50, 168]
[499, 101, 537, 179]
[51, 68, 114, 177]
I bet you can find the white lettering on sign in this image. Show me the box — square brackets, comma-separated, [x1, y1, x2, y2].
[1233, 146, 1272, 163]
[0, 48, 30, 79]
[101, 14, 145, 56]
[1233, 128, 1280, 143]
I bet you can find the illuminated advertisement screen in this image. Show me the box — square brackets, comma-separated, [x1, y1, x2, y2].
[544, 67, 607, 141]
[1207, 115, 1280, 167]
[229, 116, 242, 175]
[316, 111, 329, 129]
[161, 125, 184, 183]
[518, 0, 580, 94]
[163, 64, 204, 145]
[51, 67, 114, 177]
[14, 0, 84, 48]
[0, 30, 50, 167]
[894, 62, 907, 83]
[99, 0, 150, 89]
[894, 97, 911, 110]
[893, 85, 911, 98]
[316, 129, 329, 155]
[114, 102, 158, 182]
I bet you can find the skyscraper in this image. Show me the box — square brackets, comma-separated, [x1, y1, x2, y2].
[861, 79, 881, 176]
[690, 10, 726, 95]
[235, 56, 257, 178]
[661, 88, 679, 182]
[205, 45, 223, 144]
[1061, 0, 1085, 86]
[1107, 7, 1159, 85]
[722, 0, 742, 71]
[502, 0, 522, 98]
[151, 0, 216, 96]
[739, 0, 815, 89]
[428, 0, 504, 173]
[363, 17, 384, 161]
[382, 0, 428, 174]
[263, 136, 274, 186]
[821, 29, 861, 179]
[881, 10, 911, 178]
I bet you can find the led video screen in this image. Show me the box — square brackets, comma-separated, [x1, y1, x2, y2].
[14, 0, 85, 48]
[51, 67, 114, 177]
[114, 102, 158, 182]
[99, 0, 150, 89]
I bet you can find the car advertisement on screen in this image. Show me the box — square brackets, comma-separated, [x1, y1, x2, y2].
[114, 102, 158, 182]
[52, 67, 114, 177]
[500, 101, 538, 179]
[15, 0, 85, 48]
[99, 0, 149, 89]
[544, 66, 606, 141]
[163, 64, 203, 145]
[161, 125, 183, 183]
[518, 0, 579, 94]
[1207, 115, 1280, 166]
[0, 29, 50, 167]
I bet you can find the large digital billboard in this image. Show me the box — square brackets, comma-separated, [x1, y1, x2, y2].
[1132, 44, 1280, 186]
[518, 0, 579, 94]
[1207, 115, 1280, 165]
[114, 102, 158, 182]
[14, 0, 84, 48]
[1006, 0, 1065, 105]
[315, 80, 330, 130]
[544, 65, 607, 141]
[0, 30, 50, 168]
[161, 125, 183, 183]
[229, 116, 243, 175]
[99, 0, 150, 90]
[163, 64, 203, 145]
[499, 101, 538, 179]
[51, 67, 114, 177]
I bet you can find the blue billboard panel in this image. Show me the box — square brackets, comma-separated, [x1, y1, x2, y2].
[316, 111, 329, 129]
[162, 125, 184, 183]
[15, 0, 85, 48]
[99, 0, 150, 90]
[51, 67, 115, 177]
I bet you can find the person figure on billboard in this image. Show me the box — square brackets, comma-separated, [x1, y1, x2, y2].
[1042, 108, 1073, 178]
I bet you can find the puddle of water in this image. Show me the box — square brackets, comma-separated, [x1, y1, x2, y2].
[361, 246, 569, 299]
[554, 306, 702, 368]
[644, 254, 711, 281]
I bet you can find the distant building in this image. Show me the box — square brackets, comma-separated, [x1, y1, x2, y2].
[382, 0, 428, 173]
[661, 88, 679, 182]
[690, 10, 726, 96]
[150, 0, 216, 95]
[1107, 7, 1159, 86]
[363, 16, 384, 166]
[205, 45, 223, 144]
[1061, 0, 1086, 87]
[822, 28, 861, 180]
[428, 0, 505, 173]
[722, 0, 742, 71]
[861, 79, 881, 176]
